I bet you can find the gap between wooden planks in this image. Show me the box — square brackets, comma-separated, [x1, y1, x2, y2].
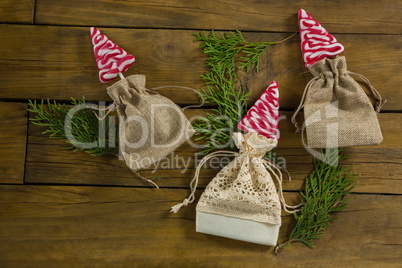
[33, 0, 402, 34]
[0, 25, 401, 110]
[25, 107, 402, 194]
[0, 185, 400, 267]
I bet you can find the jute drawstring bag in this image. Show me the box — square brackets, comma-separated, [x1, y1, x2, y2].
[171, 132, 301, 246]
[291, 56, 386, 148]
[103, 74, 203, 187]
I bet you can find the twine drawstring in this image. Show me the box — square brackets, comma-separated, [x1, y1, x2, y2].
[347, 71, 387, 113]
[263, 157, 292, 182]
[170, 150, 302, 214]
[90, 103, 116, 121]
[149, 86, 205, 110]
[291, 77, 320, 132]
[263, 159, 302, 214]
[132, 170, 159, 189]
[170, 150, 238, 213]
[92, 85, 204, 119]
[89, 84, 204, 190]
[291, 71, 386, 132]
[89, 103, 160, 188]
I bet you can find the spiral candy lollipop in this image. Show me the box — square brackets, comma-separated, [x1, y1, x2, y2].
[90, 27, 135, 83]
[299, 9, 344, 68]
[238, 81, 280, 140]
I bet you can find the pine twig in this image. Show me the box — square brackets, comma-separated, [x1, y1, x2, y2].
[28, 98, 118, 157]
[194, 30, 274, 74]
[193, 29, 357, 252]
[275, 148, 358, 253]
[192, 30, 296, 154]
[192, 64, 250, 154]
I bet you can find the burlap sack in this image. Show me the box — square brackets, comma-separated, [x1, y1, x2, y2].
[291, 56, 386, 148]
[107, 74, 196, 171]
[171, 132, 301, 246]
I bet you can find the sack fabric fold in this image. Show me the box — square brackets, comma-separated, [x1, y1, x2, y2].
[107, 74, 196, 171]
[171, 132, 300, 246]
[291, 56, 385, 148]
[196, 132, 283, 245]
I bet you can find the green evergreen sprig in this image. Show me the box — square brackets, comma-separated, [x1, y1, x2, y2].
[192, 64, 250, 153]
[194, 30, 276, 75]
[193, 30, 281, 153]
[28, 98, 118, 157]
[276, 148, 358, 252]
[194, 29, 358, 252]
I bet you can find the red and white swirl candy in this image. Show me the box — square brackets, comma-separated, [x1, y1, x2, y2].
[238, 81, 280, 140]
[299, 9, 344, 68]
[90, 27, 135, 83]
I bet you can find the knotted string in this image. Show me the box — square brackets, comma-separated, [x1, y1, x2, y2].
[291, 77, 320, 132]
[170, 150, 238, 213]
[347, 71, 387, 113]
[170, 150, 302, 214]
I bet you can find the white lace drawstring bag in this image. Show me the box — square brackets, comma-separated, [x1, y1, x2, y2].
[171, 131, 301, 246]
[171, 81, 301, 245]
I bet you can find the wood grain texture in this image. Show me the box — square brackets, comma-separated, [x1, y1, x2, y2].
[0, 102, 28, 184]
[0, 25, 401, 110]
[0, 2, 399, 266]
[25, 110, 402, 194]
[35, 0, 402, 34]
[0, 0, 35, 24]
[0, 185, 400, 267]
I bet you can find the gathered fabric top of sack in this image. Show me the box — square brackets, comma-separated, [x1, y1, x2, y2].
[171, 131, 301, 246]
[170, 81, 301, 246]
[292, 10, 386, 148]
[196, 132, 282, 225]
[107, 74, 199, 172]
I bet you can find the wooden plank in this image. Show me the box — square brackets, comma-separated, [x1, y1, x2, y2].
[0, 25, 401, 110]
[0, 185, 400, 267]
[25, 110, 402, 194]
[0, 0, 35, 24]
[35, 0, 402, 34]
[0, 102, 27, 184]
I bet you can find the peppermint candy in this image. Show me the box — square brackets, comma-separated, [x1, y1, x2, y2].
[299, 9, 344, 68]
[90, 27, 135, 83]
[238, 81, 280, 140]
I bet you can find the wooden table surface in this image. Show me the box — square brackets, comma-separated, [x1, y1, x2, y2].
[0, 1, 401, 267]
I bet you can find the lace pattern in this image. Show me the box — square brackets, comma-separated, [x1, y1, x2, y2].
[196, 132, 282, 225]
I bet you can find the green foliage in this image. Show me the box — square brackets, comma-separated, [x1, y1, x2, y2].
[194, 30, 276, 75]
[28, 98, 118, 157]
[193, 30, 278, 154]
[193, 29, 357, 252]
[192, 64, 250, 153]
[151, 175, 161, 181]
[276, 148, 358, 252]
